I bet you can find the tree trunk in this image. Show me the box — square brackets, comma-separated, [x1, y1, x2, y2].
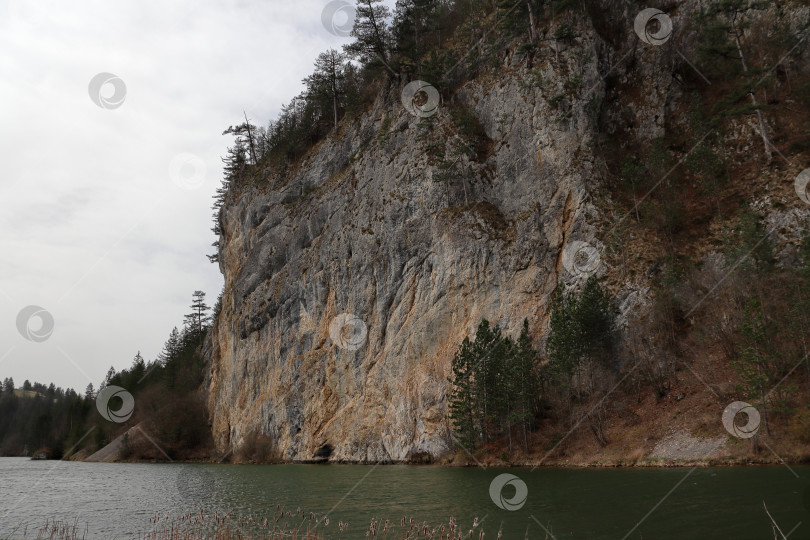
[526, 1, 537, 42]
[731, 18, 773, 161]
[333, 93, 338, 130]
[243, 111, 257, 164]
[366, 0, 388, 66]
[760, 387, 771, 436]
[522, 415, 529, 453]
[507, 422, 512, 453]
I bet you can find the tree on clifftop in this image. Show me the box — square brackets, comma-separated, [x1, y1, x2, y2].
[304, 49, 347, 130]
[184, 290, 211, 337]
[158, 327, 182, 365]
[344, 0, 392, 70]
[392, 0, 439, 75]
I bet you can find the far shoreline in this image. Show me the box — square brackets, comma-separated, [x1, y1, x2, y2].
[9, 454, 809, 469]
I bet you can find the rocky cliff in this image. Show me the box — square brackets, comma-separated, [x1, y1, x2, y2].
[203, 2, 810, 462]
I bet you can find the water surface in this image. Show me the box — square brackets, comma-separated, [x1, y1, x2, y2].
[0, 458, 806, 539]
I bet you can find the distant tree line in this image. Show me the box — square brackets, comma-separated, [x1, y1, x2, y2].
[0, 291, 215, 459]
[0, 378, 89, 458]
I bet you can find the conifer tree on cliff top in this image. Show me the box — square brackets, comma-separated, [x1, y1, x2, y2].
[344, 0, 392, 69]
[184, 290, 211, 337]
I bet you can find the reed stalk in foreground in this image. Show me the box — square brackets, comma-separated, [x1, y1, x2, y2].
[142, 509, 486, 540]
[16, 509, 490, 540]
[3, 518, 88, 540]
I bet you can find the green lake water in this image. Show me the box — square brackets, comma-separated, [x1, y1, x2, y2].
[0, 458, 807, 539]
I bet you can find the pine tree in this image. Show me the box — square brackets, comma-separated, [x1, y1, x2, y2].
[547, 277, 617, 425]
[733, 298, 777, 436]
[546, 286, 580, 409]
[576, 276, 618, 368]
[130, 351, 146, 385]
[448, 336, 479, 450]
[448, 318, 541, 453]
[209, 138, 246, 264]
[344, 0, 392, 69]
[221, 139, 247, 181]
[469, 319, 508, 443]
[341, 62, 363, 116]
[158, 327, 182, 364]
[496, 334, 517, 451]
[304, 49, 347, 130]
[392, 0, 440, 75]
[511, 319, 538, 452]
[100, 366, 116, 389]
[184, 291, 211, 337]
[222, 114, 259, 164]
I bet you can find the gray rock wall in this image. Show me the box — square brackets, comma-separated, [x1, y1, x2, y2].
[203, 1, 808, 462]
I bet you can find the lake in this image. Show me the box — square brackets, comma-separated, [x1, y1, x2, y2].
[0, 458, 807, 539]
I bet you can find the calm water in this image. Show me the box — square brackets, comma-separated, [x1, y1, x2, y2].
[0, 458, 807, 539]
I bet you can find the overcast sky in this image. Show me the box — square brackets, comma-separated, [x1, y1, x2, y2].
[0, 0, 395, 392]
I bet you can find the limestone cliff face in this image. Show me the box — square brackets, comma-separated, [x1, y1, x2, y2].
[201, 2, 742, 462]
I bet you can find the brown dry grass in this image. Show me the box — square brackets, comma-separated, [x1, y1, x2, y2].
[20, 511, 483, 540]
[141, 509, 325, 540]
[8, 519, 87, 540]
